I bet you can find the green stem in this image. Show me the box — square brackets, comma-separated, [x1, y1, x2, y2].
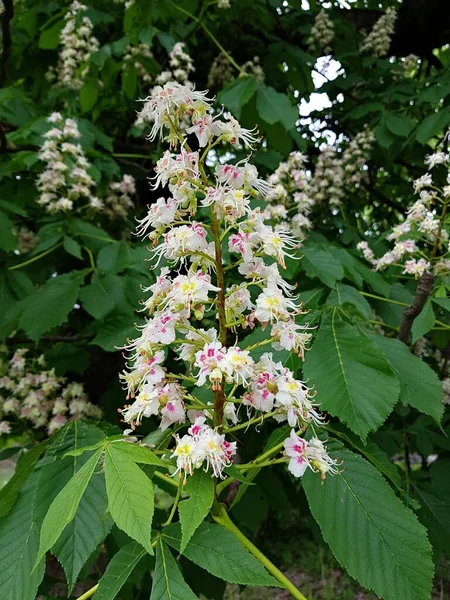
[76, 584, 98, 600]
[113, 153, 150, 159]
[8, 242, 63, 270]
[173, 5, 244, 74]
[83, 246, 95, 270]
[154, 470, 179, 489]
[223, 410, 278, 433]
[359, 291, 408, 307]
[164, 476, 183, 526]
[213, 506, 308, 600]
[236, 457, 288, 471]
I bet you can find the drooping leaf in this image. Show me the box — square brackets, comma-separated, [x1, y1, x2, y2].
[104, 445, 155, 554]
[303, 314, 400, 440]
[179, 469, 215, 552]
[63, 236, 83, 259]
[0, 473, 45, 600]
[370, 334, 443, 420]
[35, 448, 103, 567]
[150, 539, 198, 600]
[94, 542, 146, 600]
[303, 448, 434, 600]
[19, 272, 84, 341]
[327, 283, 372, 318]
[163, 522, 281, 587]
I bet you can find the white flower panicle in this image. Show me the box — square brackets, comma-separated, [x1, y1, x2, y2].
[37, 113, 102, 213]
[0, 348, 101, 436]
[307, 9, 334, 55]
[104, 174, 136, 219]
[360, 7, 397, 58]
[357, 150, 450, 277]
[16, 227, 39, 254]
[123, 43, 154, 85]
[119, 81, 336, 481]
[47, 1, 99, 89]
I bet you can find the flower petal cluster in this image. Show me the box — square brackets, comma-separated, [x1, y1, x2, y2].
[307, 9, 334, 55]
[104, 174, 136, 219]
[120, 81, 335, 482]
[358, 151, 450, 277]
[284, 430, 338, 478]
[360, 7, 397, 58]
[0, 348, 101, 436]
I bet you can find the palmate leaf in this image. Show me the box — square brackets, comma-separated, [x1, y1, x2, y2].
[163, 522, 281, 587]
[303, 313, 400, 440]
[108, 440, 167, 466]
[370, 334, 443, 421]
[150, 539, 198, 600]
[303, 448, 434, 600]
[0, 473, 45, 600]
[94, 542, 146, 600]
[301, 243, 344, 288]
[34, 448, 103, 567]
[104, 445, 155, 554]
[179, 469, 215, 552]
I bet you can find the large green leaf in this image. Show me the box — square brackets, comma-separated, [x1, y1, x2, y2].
[256, 85, 298, 130]
[327, 283, 372, 318]
[218, 77, 257, 118]
[150, 539, 198, 600]
[411, 299, 435, 343]
[0, 473, 45, 600]
[108, 440, 166, 466]
[303, 314, 400, 440]
[104, 445, 155, 554]
[370, 334, 443, 420]
[179, 469, 214, 552]
[79, 273, 132, 319]
[19, 272, 84, 341]
[301, 243, 344, 288]
[52, 475, 112, 593]
[163, 522, 281, 587]
[91, 541, 146, 600]
[303, 448, 434, 600]
[92, 314, 138, 351]
[35, 448, 103, 566]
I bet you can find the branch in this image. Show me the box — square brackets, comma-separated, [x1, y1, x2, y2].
[0, 0, 14, 88]
[397, 272, 436, 343]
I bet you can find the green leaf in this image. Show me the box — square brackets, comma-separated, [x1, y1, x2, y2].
[108, 440, 166, 466]
[92, 314, 138, 352]
[19, 272, 84, 341]
[416, 110, 450, 144]
[94, 542, 146, 600]
[327, 283, 372, 318]
[151, 539, 198, 600]
[218, 77, 257, 118]
[0, 212, 18, 252]
[0, 440, 49, 518]
[39, 19, 64, 49]
[163, 522, 281, 587]
[0, 474, 45, 600]
[411, 299, 435, 342]
[301, 243, 344, 288]
[52, 474, 112, 593]
[35, 448, 102, 567]
[63, 236, 83, 259]
[303, 448, 434, 600]
[104, 445, 155, 554]
[79, 273, 132, 320]
[80, 73, 99, 112]
[385, 112, 413, 137]
[370, 334, 443, 420]
[256, 85, 298, 130]
[122, 64, 138, 100]
[303, 314, 400, 440]
[179, 469, 214, 552]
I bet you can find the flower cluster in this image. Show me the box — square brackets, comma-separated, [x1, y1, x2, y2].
[207, 54, 234, 90]
[103, 174, 136, 219]
[47, 1, 99, 89]
[119, 81, 336, 482]
[37, 113, 102, 212]
[360, 7, 397, 58]
[0, 348, 101, 437]
[265, 152, 314, 237]
[357, 151, 450, 277]
[16, 227, 39, 254]
[307, 9, 334, 55]
[284, 430, 338, 478]
[155, 43, 195, 87]
[123, 43, 154, 86]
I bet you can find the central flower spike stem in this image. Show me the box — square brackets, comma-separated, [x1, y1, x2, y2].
[210, 206, 227, 428]
[213, 505, 308, 600]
